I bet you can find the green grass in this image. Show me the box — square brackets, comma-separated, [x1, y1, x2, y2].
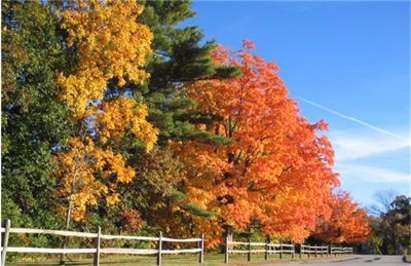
[8, 253, 347, 266]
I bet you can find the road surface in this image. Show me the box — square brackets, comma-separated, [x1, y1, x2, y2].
[260, 255, 405, 266]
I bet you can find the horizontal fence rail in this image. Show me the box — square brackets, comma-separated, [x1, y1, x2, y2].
[268, 243, 295, 257]
[224, 236, 353, 264]
[330, 246, 353, 255]
[0, 219, 205, 266]
[224, 236, 295, 263]
[0, 227, 97, 238]
[300, 244, 329, 258]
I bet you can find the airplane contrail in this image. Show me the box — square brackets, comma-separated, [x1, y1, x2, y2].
[297, 96, 409, 143]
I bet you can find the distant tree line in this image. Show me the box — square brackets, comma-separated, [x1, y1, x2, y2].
[367, 194, 410, 255]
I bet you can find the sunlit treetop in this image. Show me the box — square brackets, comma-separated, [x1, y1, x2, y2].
[58, 0, 153, 118]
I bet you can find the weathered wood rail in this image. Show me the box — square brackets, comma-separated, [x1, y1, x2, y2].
[330, 246, 354, 255]
[0, 219, 204, 266]
[224, 236, 353, 264]
[300, 244, 329, 258]
[224, 236, 295, 263]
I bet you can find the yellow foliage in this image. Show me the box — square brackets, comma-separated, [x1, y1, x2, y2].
[55, 137, 135, 221]
[58, 0, 153, 118]
[54, 1, 158, 223]
[96, 97, 159, 151]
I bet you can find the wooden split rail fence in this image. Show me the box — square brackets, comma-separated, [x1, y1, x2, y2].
[300, 244, 329, 258]
[330, 246, 354, 255]
[224, 236, 353, 264]
[224, 236, 295, 263]
[0, 219, 354, 266]
[0, 219, 204, 266]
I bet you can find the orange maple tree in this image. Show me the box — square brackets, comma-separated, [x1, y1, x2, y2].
[173, 41, 340, 246]
[313, 191, 371, 244]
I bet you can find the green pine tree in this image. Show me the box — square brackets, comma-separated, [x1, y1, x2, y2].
[139, 0, 240, 144]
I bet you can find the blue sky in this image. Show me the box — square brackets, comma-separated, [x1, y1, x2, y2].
[183, 1, 410, 208]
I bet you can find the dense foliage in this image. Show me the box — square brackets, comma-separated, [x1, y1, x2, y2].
[368, 195, 410, 255]
[179, 42, 340, 246]
[2, 1, 73, 230]
[1, 0, 371, 252]
[313, 192, 371, 244]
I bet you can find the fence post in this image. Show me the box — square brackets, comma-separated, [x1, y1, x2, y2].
[224, 234, 229, 264]
[198, 233, 204, 264]
[300, 244, 303, 259]
[157, 231, 162, 266]
[292, 245, 295, 259]
[1, 219, 11, 266]
[93, 226, 101, 266]
[279, 243, 283, 259]
[247, 237, 251, 261]
[264, 238, 268, 260]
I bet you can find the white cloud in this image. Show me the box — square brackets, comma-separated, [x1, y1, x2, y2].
[329, 130, 410, 162]
[295, 96, 411, 202]
[328, 129, 410, 194]
[298, 97, 409, 142]
[297, 97, 410, 143]
[337, 163, 411, 184]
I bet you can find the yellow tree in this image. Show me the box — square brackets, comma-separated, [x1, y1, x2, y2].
[55, 0, 158, 228]
[55, 137, 136, 223]
[95, 97, 158, 151]
[58, 0, 153, 119]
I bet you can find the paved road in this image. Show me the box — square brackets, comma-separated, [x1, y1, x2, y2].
[261, 255, 405, 266]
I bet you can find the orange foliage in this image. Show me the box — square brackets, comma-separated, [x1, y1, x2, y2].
[313, 191, 371, 244]
[121, 209, 144, 232]
[175, 40, 340, 246]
